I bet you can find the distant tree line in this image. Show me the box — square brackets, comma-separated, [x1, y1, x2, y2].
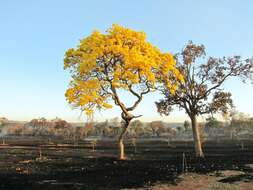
[1, 110, 253, 143]
[1, 118, 177, 140]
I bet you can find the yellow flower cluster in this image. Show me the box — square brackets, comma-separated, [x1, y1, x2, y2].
[65, 79, 112, 115]
[64, 24, 183, 115]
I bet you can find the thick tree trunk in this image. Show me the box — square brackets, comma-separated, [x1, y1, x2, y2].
[190, 115, 204, 158]
[118, 121, 129, 160]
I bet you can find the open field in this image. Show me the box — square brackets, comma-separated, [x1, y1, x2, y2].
[0, 137, 253, 189]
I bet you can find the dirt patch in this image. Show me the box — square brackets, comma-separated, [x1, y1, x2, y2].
[130, 171, 253, 190]
[147, 173, 215, 190]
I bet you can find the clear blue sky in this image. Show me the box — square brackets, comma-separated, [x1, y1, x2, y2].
[0, 0, 252, 122]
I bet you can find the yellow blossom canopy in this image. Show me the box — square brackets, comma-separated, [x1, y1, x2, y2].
[64, 24, 182, 115]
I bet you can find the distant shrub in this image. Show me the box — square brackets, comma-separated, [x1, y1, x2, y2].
[0, 117, 8, 127]
[183, 120, 190, 131]
[6, 124, 24, 135]
[205, 117, 223, 129]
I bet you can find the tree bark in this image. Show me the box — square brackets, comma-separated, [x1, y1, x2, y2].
[118, 121, 129, 160]
[190, 114, 204, 158]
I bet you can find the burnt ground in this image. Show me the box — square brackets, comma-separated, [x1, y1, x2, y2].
[0, 137, 253, 189]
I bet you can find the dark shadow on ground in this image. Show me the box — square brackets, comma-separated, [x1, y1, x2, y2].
[218, 173, 253, 183]
[218, 165, 253, 184]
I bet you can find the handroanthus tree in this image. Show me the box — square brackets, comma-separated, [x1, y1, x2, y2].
[156, 42, 253, 158]
[64, 24, 182, 159]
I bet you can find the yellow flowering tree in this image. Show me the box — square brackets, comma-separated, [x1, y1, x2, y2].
[64, 24, 181, 159]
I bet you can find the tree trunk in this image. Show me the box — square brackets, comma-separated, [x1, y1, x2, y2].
[118, 121, 129, 160]
[190, 114, 204, 158]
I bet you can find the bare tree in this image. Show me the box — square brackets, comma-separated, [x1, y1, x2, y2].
[156, 42, 253, 157]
